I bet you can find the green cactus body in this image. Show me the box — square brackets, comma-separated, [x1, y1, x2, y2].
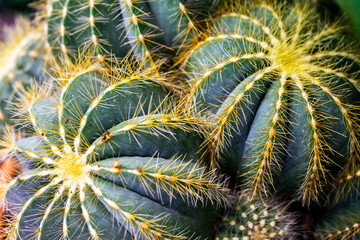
[1, 62, 228, 240]
[181, 1, 360, 204]
[46, 0, 216, 63]
[215, 191, 297, 240]
[314, 200, 360, 239]
[0, 17, 48, 132]
[314, 168, 360, 239]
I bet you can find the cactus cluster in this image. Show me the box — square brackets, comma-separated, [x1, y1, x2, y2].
[1, 0, 360, 239]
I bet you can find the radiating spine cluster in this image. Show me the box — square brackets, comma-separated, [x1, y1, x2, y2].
[1, 59, 229, 240]
[181, 0, 360, 205]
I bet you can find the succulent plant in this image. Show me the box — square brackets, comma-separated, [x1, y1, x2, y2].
[0, 59, 228, 240]
[180, 0, 360, 205]
[314, 200, 360, 239]
[45, 0, 217, 64]
[0, 156, 20, 239]
[215, 191, 297, 240]
[0, 16, 49, 132]
[312, 165, 360, 239]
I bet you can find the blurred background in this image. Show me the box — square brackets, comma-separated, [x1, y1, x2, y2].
[0, 0, 36, 40]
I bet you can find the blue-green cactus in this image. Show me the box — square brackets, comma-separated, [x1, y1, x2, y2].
[46, 0, 217, 64]
[215, 191, 298, 240]
[314, 166, 360, 239]
[0, 16, 49, 133]
[181, 0, 360, 205]
[1, 59, 229, 239]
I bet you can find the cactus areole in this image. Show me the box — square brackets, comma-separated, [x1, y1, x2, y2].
[182, 2, 360, 204]
[3, 66, 227, 239]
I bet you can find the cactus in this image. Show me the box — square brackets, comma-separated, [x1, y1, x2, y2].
[215, 191, 297, 240]
[0, 59, 228, 240]
[0, 16, 49, 132]
[313, 166, 360, 239]
[314, 200, 360, 239]
[0, 156, 20, 239]
[45, 0, 217, 64]
[180, 0, 360, 205]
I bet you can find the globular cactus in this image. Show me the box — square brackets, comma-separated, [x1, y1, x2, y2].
[314, 201, 360, 239]
[0, 59, 229, 240]
[0, 157, 20, 239]
[0, 16, 49, 132]
[46, 0, 217, 64]
[181, 0, 360, 205]
[215, 191, 297, 240]
[313, 166, 360, 239]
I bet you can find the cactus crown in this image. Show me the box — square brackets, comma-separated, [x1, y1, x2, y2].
[1, 58, 229, 239]
[181, 0, 360, 205]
